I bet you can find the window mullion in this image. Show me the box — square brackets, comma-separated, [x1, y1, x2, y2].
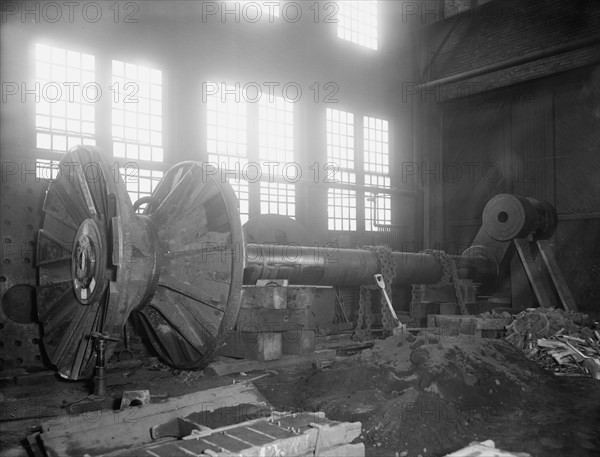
[356, 115, 365, 232]
[247, 102, 260, 219]
[96, 52, 112, 155]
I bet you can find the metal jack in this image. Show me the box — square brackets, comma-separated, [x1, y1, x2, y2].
[90, 332, 119, 397]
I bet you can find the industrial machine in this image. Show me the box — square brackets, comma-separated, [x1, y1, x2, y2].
[35, 146, 573, 380]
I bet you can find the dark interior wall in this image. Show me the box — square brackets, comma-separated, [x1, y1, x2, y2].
[414, 0, 600, 310]
[442, 67, 600, 309]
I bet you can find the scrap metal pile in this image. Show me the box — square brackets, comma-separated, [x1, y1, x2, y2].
[505, 307, 600, 379]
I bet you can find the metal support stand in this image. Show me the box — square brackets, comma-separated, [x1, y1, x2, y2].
[90, 332, 119, 397]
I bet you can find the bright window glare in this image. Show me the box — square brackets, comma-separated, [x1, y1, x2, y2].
[112, 60, 163, 163]
[258, 95, 295, 217]
[328, 188, 357, 231]
[35, 43, 96, 151]
[260, 182, 295, 217]
[259, 96, 293, 164]
[206, 84, 249, 224]
[364, 115, 391, 231]
[327, 108, 357, 230]
[326, 108, 356, 184]
[35, 159, 61, 181]
[337, 1, 378, 50]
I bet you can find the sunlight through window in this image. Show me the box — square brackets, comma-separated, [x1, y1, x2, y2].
[337, 1, 378, 50]
[364, 116, 391, 231]
[327, 108, 356, 231]
[35, 43, 96, 152]
[259, 95, 295, 217]
[206, 84, 249, 223]
[111, 61, 163, 207]
[112, 61, 163, 162]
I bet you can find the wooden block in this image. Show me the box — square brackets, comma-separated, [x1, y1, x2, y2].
[256, 279, 289, 287]
[458, 279, 478, 304]
[439, 302, 459, 315]
[427, 315, 477, 335]
[220, 332, 282, 361]
[427, 315, 511, 336]
[241, 285, 287, 309]
[35, 382, 270, 457]
[306, 442, 365, 457]
[421, 284, 456, 303]
[411, 301, 439, 327]
[235, 308, 309, 332]
[282, 329, 316, 354]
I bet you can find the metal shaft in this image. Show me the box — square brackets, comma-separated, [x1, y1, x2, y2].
[244, 244, 497, 287]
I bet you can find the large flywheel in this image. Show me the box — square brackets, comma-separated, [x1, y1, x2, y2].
[36, 146, 157, 379]
[135, 162, 245, 369]
[37, 149, 245, 378]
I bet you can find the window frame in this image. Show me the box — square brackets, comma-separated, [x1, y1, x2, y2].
[326, 107, 393, 233]
[32, 43, 168, 207]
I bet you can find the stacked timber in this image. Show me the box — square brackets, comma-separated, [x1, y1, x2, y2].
[220, 281, 318, 361]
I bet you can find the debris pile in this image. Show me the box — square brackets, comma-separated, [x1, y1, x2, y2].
[266, 332, 551, 456]
[505, 308, 600, 378]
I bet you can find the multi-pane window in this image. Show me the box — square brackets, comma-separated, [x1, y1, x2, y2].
[327, 108, 356, 230]
[35, 43, 96, 152]
[111, 61, 164, 207]
[326, 110, 391, 231]
[328, 188, 357, 231]
[337, 1, 378, 50]
[35, 159, 61, 181]
[364, 116, 391, 231]
[260, 182, 295, 217]
[112, 61, 163, 162]
[206, 86, 249, 223]
[326, 108, 356, 184]
[258, 96, 295, 217]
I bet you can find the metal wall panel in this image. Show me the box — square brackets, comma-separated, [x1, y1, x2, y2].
[440, 66, 600, 309]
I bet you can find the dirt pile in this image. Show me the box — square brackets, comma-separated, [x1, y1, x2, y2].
[255, 329, 600, 456]
[295, 333, 547, 455]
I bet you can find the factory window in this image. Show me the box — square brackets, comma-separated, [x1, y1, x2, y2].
[337, 1, 378, 50]
[328, 188, 357, 231]
[35, 44, 96, 153]
[260, 182, 295, 217]
[111, 60, 164, 208]
[258, 95, 295, 217]
[35, 159, 61, 181]
[327, 108, 356, 231]
[364, 116, 391, 231]
[326, 110, 392, 232]
[206, 85, 249, 223]
[326, 108, 356, 184]
[112, 61, 163, 162]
